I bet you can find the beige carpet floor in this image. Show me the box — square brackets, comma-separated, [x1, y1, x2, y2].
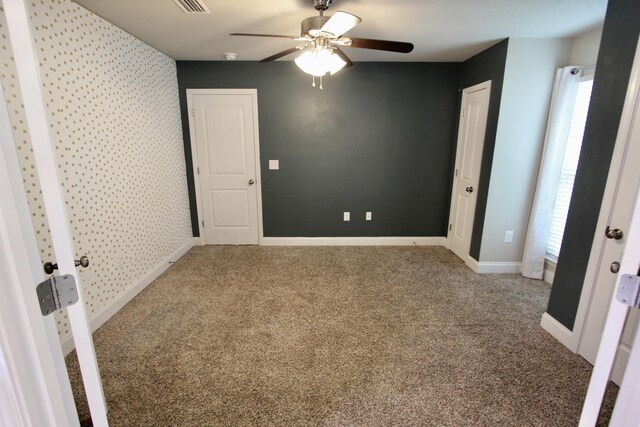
[66, 246, 617, 426]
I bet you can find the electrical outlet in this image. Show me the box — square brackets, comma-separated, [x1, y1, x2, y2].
[366, 212, 372, 221]
[504, 230, 514, 243]
[343, 212, 350, 221]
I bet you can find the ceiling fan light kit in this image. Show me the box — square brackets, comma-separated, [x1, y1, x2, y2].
[230, 0, 413, 90]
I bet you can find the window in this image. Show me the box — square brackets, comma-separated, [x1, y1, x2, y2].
[546, 74, 594, 259]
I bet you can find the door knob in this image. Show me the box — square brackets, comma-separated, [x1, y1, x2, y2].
[605, 226, 623, 240]
[248, 179, 255, 185]
[465, 186, 474, 193]
[43, 256, 89, 275]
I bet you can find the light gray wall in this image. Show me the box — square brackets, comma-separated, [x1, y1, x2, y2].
[570, 26, 604, 66]
[479, 38, 571, 263]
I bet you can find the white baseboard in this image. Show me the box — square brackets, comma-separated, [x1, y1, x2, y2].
[465, 256, 522, 273]
[260, 236, 446, 246]
[540, 312, 577, 352]
[60, 238, 193, 355]
[192, 236, 203, 246]
[543, 267, 556, 284]
[543, 260, 556, 284]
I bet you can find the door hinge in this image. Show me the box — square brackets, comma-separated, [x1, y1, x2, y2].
[201, 220, 204, 227]
[461, 108, 465, 118]
[36, 274, 79, 316]
[191, 108, 195, 117]
[616, 274, 640, 309]
[197, 166, 200, 175]
[455, 169, 458, 177]
[449, 224, 452, 231]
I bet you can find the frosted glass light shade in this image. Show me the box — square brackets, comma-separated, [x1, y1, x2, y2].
[327, 52, 347, 75]
[295, 48, 346, 77]
[295, 51, 324, 76]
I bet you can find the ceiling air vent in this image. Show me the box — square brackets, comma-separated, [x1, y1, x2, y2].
[172, 0, 210, 13]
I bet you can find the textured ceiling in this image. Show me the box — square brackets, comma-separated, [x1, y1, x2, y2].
[72, 0, 607, 62]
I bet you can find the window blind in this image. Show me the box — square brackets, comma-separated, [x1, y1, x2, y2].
[547, 78, 594, 258]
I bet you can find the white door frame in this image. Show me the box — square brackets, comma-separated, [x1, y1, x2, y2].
[572, 38, 640, 358]
[446, 79, 491, 266]
[610, 322, 640, 425]
[580, 149, 640, 425]
[4, 0, 108, 424]
[577, 38, 640, 426]
[0, 81, 79, 426]
[186, 89, 264, 245]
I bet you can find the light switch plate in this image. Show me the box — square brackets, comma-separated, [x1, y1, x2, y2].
[343, 212, 350, 221]
[269, 160, 279, 170]
[366, 212, 372, 221]
[504, 230, 514, 243]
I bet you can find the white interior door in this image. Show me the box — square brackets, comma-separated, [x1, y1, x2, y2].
[448, 81, 491, 261]
[1, 80, 79, 427]
[579, 87, 640, 425]
[577, 57, 640, 386]
[189, 90, 261, 245]
[4, 0, 108, 425]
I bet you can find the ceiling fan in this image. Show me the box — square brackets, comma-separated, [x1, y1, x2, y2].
[230, 0, 414, 88]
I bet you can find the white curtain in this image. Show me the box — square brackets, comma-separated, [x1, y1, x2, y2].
[522, 66, 581, 279]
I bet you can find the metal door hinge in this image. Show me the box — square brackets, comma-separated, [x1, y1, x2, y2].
[616, 274, 640, 309]
[201, 220, 204, 227]
[36, 274, 79, 315]
[461, 108, 465, 118]
[197, 166, 200, 175]
[449, 224, 452, 231]
[455, 169, 458, 177]
[191, 108, 195, 117]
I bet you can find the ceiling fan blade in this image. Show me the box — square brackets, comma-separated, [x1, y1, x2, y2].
[320, 11, 362, 37]
[230, 33, 299, 39]
[348, 37, 414, 53]
[259, 47, 301, 63]
[333, 47, 353, 67]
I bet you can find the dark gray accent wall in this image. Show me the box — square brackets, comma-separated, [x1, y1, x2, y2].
[177, 62, 460, 237]
[547, 0, 640, 329]
[458, 40, 509, 261]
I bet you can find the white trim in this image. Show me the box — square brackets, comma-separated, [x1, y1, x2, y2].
[579, 38, 640, 426]
[0, 345, 26, 427]
[192, 236, 203, 246]
[465, 256, 479, 271]
[60, 239, 193, 355]
[0, 76, 78, 424]
[543, 259, 556, 284]
[6, 0, 110, 422]
[260, 237, 446, 246]
[610, 322, 640, 425]
[465, 256, 522, 273]
[186, 88, 264, 245]
[540, 312, 578, 352]
[474, 262, 521, 274]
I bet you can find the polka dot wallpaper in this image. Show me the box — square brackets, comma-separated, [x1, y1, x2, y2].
[0, 0, 192, 341]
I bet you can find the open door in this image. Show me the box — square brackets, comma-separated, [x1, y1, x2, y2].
[1, 79, 79, 427]
[3, 0, 108, 425]
[579, 38, 640, 426]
